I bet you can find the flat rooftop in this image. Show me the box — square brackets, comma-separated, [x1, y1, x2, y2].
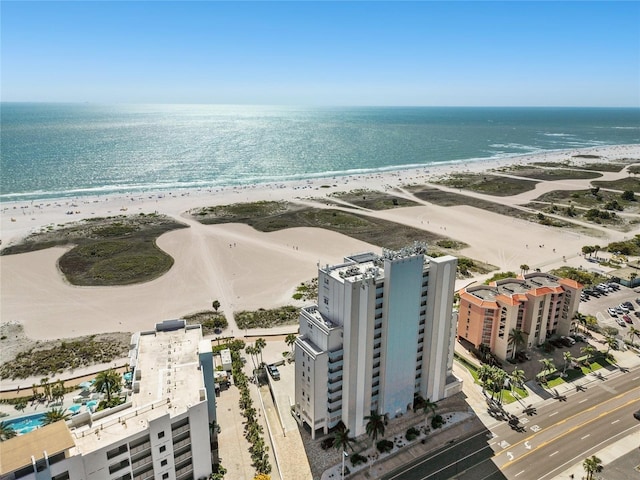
[467, 286, 498, 301]
[71, 325, 205, 454]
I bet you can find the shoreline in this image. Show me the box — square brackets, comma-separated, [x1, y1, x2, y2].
[1, 143, 640, 344]
[2, 143, 638, 246]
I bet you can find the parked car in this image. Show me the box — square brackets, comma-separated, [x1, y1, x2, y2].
[617, 318, 627, 327]
[635, 297, 640, 306]
[608, 307, 618, 317]
[516, 351, 531, 361]
[549, 338, 564, 348]
[622, 301, 634, 311]
[634, 409, 640, 421]
[267, 364, 280, 380]
[561, 336, 575, 347]
[622, 314, 632, 324]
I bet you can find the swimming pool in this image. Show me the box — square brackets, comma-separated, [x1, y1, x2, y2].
[5, 412, 46, 435]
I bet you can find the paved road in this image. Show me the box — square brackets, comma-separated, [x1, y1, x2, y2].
[382, 429, 506, 480]
[489, 368, 640, 479]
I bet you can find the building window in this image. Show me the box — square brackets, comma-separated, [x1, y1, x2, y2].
[158, 431, 165, 439]
[162, 474, 169, 480]
[159, 445, 166, 453]
[161, 460, 168, 467]
[323, 297, 329, 305]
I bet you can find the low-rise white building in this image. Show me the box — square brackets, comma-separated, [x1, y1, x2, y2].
[0, 320, 217, 480]
[294, 244, 462, 439]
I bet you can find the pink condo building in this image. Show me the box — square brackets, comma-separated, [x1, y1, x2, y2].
[458, 272, 582, 361]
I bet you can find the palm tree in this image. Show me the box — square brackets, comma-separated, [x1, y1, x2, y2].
[40, 377, 50, 403]
[212, 300, 221, 313]
[478, 364, 493, 394]
[245, 345, 258, 370]
[51, 379, 65, 404]
[581, 345, 596, 366]
[285, 333, 297, 357]
[94, 369, 122, 403]
[562, 351, 573, 376]
[519, 264, 530, 275]
[333, 422, 355, 453]
[538, 358, 555, 384]
[364, 410, 386, 448]
[255, 338, 267, 367]
[419, 397, 438, 430]
[508, 329, 525, 360]
[0, 421, 16, 441]
[510, 368, 526, 396]
[574, 312, 587, 334]
[582, 455, 603, 480]
[628, 326, 640, 345]
[604, 335, 617, 354]
[593, 245, 601, 259]
[42, 407, 71, 426]
[492, 369, 508, 404]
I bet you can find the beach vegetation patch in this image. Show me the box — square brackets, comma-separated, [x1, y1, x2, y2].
[577, 162, 627, 172]
[183, 310, 228, 336]
[192, 201, 288, 222]
[192, 200, 468, 251]
[408, 186, 591, 234]
[0, 333, 130, 379]
[592, 177, 640, 192]
[60, 241, 174, 286]
[293, 278, 318, 302]
[431, 173, 538, 196]
[496, 167, 602, 181]
[1, 214, 187, 286]
[328, 189, 420, 210]
[484, 271, 518, 284]
[235, 306, 300, 329]
[548, 267, 608, 287]
[604, 235, 640, 256]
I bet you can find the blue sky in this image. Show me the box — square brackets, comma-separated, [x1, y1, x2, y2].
[1, 1, 639, 106]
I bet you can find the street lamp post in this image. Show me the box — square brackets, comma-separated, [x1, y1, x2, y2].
[342, 450, 348, 480]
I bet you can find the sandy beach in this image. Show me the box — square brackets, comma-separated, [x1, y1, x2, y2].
[2, 144, 640, 345]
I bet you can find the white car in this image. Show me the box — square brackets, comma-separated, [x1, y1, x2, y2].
[608, 307, 618, 316]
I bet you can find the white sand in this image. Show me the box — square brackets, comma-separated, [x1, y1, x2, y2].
[1, 144, 639, 342]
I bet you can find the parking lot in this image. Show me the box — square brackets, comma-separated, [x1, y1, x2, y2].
[577, 282, 640, 335]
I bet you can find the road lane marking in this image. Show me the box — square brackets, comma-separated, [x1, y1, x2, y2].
[632, 376, 639, 381]
[611, 419, 620, 424]
[494, 384, 640, 458]
[549, 411, 558, 417]
[499, 440, 511, 449]
[515, 470, 525, 477]
[530, 425, 541, 432]
[549, 451, 559, 457]
[579, 398, 588, 403]
[499, 395, 640, 469]
[507, 452, 514, 461]
[524, 441, 532, 450]
[581, 434, 590, 440]
[537, 424, 640, 480]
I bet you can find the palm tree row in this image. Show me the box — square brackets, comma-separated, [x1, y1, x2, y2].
[245, 338, 267, 371]
[231, 347, 271, 476]
[478, 364, 525, 404]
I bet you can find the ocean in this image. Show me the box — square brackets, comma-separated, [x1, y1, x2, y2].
[1, 104, 639, 202]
